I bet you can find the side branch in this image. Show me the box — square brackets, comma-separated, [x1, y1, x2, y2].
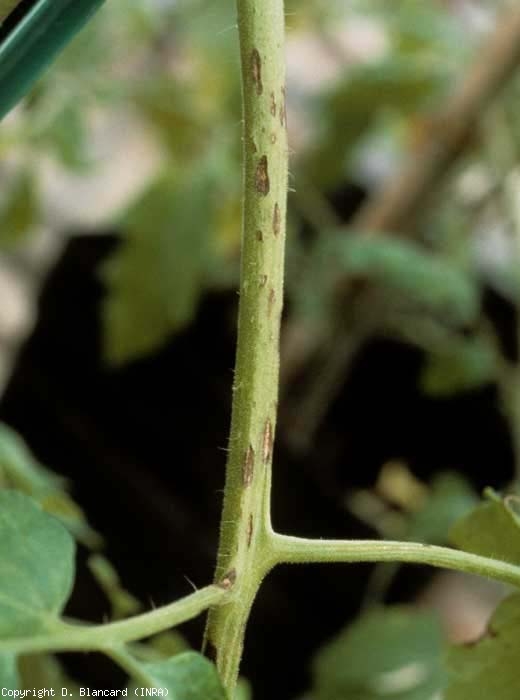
[272, 535, 520, 589]
[0, 585, 227, 655]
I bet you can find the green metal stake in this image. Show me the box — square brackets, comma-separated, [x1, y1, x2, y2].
[0, 0, 105, 120]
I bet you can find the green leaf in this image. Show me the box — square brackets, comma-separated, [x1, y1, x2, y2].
[449, 488, 520, 566]
[445, 593, 520, 700]
[306, 58, 449, 187]
[0, 169, 39, 248]
[299, 235, 479, 327]
[0, 654, 18, 689]
[0, 422, 102, 549]
[33, 104, 89, 170]
[0, 491, 74, 638]
[406, 473, 477, 544]
[123, 651, 226, 700]
[420, 337, 496, 397]
[312, 607, 446, 700]
[101, 165, 216, 365]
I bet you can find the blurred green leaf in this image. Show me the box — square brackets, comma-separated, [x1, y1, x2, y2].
[131, 631, 190, 663]
[0, 422, 102, 549]
[133, 78, 210, 162]
[0, 491, 74, 638]
[420, 336, 497, 397]
[313, 607, 445, 700]
[450, 488, 520, 566]
[0, 170, 39, 248]
[0, 655, 18, 689]
[307, 58, 448, 186]
[406, 473, 477, 544]
[101, 163, 217, 365]
[33, 104, 89, 170]
[299, 234, 479, 327]
[445, 593, 520, 700]
[374, 0, 465, 58]
[124, 651, 226, 700]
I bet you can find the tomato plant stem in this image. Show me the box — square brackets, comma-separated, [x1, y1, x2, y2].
[203, 0, 288, 691]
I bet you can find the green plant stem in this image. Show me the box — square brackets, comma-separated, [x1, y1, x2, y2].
[0, 585, 226, 655]
[271, 534, 520, 588]
[203, 0, 288, 691]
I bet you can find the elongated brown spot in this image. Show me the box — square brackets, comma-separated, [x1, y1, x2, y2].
[259, 274, 268, 287]
[270, 91, 277, 116]
[246, 513, 253, 548]
[256, 229, 263, 242]
[280, 86, 287, 127]
[262, 418, 273, 463]
[243, 445, 255, 487]
[273, 202, 281, 236]
[268, 287, 276, 316]
[255, 156, 270, 196]
[251, 49, 263, 95]
[270, 133, 277, 144]
[219, 568, 237, 590]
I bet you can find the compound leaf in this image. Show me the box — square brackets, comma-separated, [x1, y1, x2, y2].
[445, 593, 520, 700]
[0, 491, 74, 638]
[312, 606, 445, 700]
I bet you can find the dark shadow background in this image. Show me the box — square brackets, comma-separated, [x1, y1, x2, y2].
[0, 219, 514, 698]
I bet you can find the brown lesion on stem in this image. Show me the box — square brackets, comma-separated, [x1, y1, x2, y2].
[279, 86, 287, 127]
[219, 569, 237, 590]
[255, 155, 270, 196]
[273, 203, 281, 236]
[268, 288, 276, 317]
[270, 91, 277, 116]
[246, 514, 254, 548]
[243, 445, 255, 487]
[262, 418, 273, 464]
[250, 48, 263, 95]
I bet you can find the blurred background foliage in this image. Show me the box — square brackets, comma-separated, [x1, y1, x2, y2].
[1, 0, 520, 698]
